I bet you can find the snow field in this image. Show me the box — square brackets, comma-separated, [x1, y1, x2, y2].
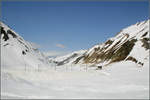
[1, 61, 149, 99]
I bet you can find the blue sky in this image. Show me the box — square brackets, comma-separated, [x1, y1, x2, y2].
[1, 1, 149, 55]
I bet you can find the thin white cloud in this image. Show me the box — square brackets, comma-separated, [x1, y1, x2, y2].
[55, 43, 65, 48]
[43, 51, 70, 57]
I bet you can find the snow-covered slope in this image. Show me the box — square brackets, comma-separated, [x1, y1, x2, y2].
[0, 21, 49, 69]
[49, 50, 87, 66]
[74, 20, 149, 66]
[1, 61, 149, 99]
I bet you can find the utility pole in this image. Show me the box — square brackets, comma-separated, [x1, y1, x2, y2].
[66, 65, 68, 71]
[22, 55, 27, 72]
[38, 64, 40, 72]
[54, 63, 56, 71]
[80, 64, 82, 71]
[71, 64, 72, 71]
[86, 64, 88, 72]
[25, 63, 27, 72]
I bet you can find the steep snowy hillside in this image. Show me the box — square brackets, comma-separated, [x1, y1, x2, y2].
[74, 20, 149, 66]
[0, 21, 49, 69]
[49, 50, 87, 66]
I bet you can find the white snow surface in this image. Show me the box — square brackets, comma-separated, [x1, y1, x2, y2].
[1, 61, 149, 99]
[126, 40, 149, 63]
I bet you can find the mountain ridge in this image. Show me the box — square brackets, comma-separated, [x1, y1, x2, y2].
[1, 19, 149, 68]
[50, 19, 149, 67]
[74, 19, 149, 66]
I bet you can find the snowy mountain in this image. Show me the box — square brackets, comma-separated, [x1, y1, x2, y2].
[49, 50, 87, 66]
[0, 21, 49, 70]
[73, 20, 149, 66]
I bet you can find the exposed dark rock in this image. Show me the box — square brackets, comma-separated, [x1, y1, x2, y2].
[22, 51, 26, 55]
[1, 26, 9, 41]
[105, 40, 113, 45]
[96, 66, 102, 70]
[25, 49, 28, 52]
[7, 30, 17, 38]
[3, 43, 9, 47]
[74, 56, 85, 64]
[142, 32, 148, 37]
[83, 39, 137, 64]
[138, 62, 144, 66]
[18, 39, 30, 50]
[141, 38, 150, 50]
[57, 53, 78, 66]
[126, 56, 138, 63]
[136, 22, 140, 26]
[110, 39, 137, 63]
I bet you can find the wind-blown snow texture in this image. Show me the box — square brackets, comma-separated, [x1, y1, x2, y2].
[1, 20, 149, 99]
